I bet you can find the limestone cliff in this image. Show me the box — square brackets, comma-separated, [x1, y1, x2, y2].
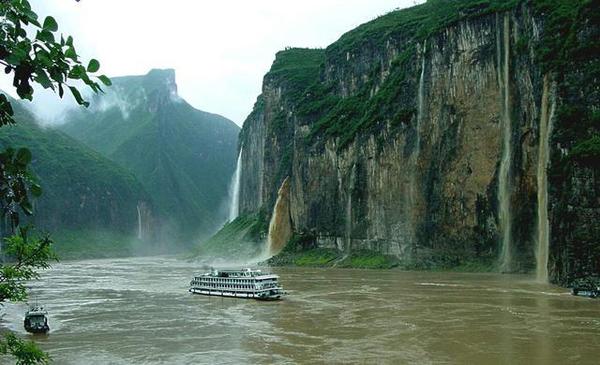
[238, 0, 599, 284]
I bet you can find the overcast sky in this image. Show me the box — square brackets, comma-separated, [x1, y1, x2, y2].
[12, 0, 424, 126]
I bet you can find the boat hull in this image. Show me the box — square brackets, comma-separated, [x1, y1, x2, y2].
[571, 288, 599, 298]
[24, 323, 49, 334]
[189, 288, 282, 301]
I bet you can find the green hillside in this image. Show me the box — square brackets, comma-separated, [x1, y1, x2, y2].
[60, 69, 240, 244]
[0, 100, 153, 257]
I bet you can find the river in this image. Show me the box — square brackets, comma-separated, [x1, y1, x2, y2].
[1, 256, 598, 364]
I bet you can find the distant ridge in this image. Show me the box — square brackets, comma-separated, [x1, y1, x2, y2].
[61, 69, 240, 245]
[0, 98, 154, 257]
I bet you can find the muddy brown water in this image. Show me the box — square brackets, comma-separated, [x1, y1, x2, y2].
[1, 256, 598, 364]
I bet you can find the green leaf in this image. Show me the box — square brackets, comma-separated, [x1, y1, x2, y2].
[24, 9, 40, 27]
[20, 200, 33, 216]
[98, 75, 112, 86]
[30, 183, 42, 197]
[34, 69, 53, 89]
[68, 65, 85, 80]
[87, 59, 100, 73]
[6, 45, 28, 65]
[68, 86, 85, 105]
[42, 16, 58, 32]
[16, 148, 32, 165]
[37, 29, 55, 43]
[65, 47, 77, 61]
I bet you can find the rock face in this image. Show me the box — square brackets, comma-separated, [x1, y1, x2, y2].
[238, 1, 599, 284]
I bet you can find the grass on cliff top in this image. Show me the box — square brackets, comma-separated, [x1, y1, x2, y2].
[266, 48, 325, 101]
[326, 0, 522, 62]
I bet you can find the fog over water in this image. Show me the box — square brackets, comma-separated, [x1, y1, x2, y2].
[1, 256, 598, 364]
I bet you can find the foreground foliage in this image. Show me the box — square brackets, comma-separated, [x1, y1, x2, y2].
[0, 334, 49, 365]
[0, 227, 56, 303]
[0, 0, 109, 363]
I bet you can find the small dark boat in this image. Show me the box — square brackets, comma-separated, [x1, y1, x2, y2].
[571, 287, 600, 298]
[24, 305, 49, 334]
[570, 277, 600, 298]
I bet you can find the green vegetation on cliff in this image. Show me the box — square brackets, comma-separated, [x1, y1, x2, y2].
[192, 213, 268, 261]
[570, 135, 600, 167]
[266, 48, 325, 101]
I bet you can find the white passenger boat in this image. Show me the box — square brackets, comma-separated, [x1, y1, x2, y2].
[189, 268, 285, 300]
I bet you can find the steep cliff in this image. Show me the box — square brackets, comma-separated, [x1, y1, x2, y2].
[238, 0, 599, 284]
[61, 69, 240, 244]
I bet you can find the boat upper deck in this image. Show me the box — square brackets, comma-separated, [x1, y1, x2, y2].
[195, 268, 278, 281]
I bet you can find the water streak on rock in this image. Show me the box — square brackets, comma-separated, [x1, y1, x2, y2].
[267, 177, 292, 256]
[346, 164, 357, 252]
[228, 148, 243, 222]
[416, 40, 427, 155]
[498, 13, 513, 271]
[536, 76, 555, 283]
[136, 203, 143, 240]
[408, 40, 427, 247]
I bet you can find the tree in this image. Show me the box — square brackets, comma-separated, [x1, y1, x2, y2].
[0, 0, 109, 363]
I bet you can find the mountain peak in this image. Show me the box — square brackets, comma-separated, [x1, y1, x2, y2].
[142, 68, 178, 100]
[105, 68, 180, 113]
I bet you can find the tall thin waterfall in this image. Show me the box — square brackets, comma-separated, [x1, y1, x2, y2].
[346, 164, 356, 252]
[416, 40, 427, 154]
[267, 177, 292, 256]
[228, 148, 243, 222]
[408, 40, 427, 246]
[536, 76, 555, 282]
[136, 203, 143, 240]
[498, 14, 513, 272]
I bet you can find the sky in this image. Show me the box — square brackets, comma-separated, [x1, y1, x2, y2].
[9, 0, 424, 126]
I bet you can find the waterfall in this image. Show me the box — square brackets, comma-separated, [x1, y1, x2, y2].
[498, 14, 513, 272]
[536, 76, 555, 283]
[346, 164, 357, 253]
[267, 177, 292, 256]
[136, 203, 143, 240]
[228, 148, 243, 222]
[416, 40, 427, 154]
[407, 40, 427, 247]
[346, 193, 352, 251]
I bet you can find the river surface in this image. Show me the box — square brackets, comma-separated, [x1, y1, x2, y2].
[1, 256, 599, 364]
